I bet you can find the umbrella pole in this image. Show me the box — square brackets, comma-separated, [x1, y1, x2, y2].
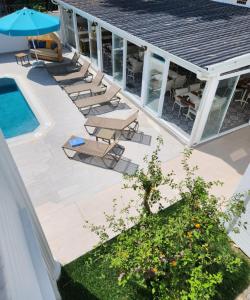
[32, 39, 39, 61]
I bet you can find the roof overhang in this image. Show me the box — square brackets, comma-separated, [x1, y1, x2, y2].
[206, 53, 250, 76]
[56, 0, 213, 78]
[57, 0, 250, 80]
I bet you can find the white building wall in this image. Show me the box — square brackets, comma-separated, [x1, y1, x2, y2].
[214, 0, 250, 7]
[228, 164, 250, 257]
[0, 131, 61, 300]
[0, 34, 28, 54]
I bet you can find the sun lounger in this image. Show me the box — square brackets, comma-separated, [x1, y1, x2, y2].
[47, 52, 81, 75]
[52, 60, 91, 83]
[74, 84, 121, 114]
[64, 71, 104, 98]
[84, 110, 139, 139]
[62, 135, 125, 168]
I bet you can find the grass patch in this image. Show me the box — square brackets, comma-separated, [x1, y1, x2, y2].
[216, 247, 250, 300]
[58, 244, 151, 300]
[58, 202, 250, 300]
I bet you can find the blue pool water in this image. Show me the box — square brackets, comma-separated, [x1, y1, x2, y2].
[0, 78, 39, 138]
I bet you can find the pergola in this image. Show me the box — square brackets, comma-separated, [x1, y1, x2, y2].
[56, 0, 250, 145]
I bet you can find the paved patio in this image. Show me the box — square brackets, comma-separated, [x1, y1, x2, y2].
[1, 52, 249, 264]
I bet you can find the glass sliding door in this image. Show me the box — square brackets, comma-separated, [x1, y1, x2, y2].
[89, 21, 98, 66]
[126, 42, 144, 97]
[101, 28, 112, 76]
[202, 77, 238, 140]
[220, 73, 250, 133]
[161, 62, 205, 135]
[145, 53, 165, 113]
[76, 15, 90, 58]
[62, 9, 76, 48]
[113, 34, 124, 84]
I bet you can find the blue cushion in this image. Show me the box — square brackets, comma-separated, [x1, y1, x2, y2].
[28, 40, 34, 49]
[51, 42, 57, 50]
[69, 137, 85, 147]
[38, 41, 46, 48]
[29, 40, 39, 49]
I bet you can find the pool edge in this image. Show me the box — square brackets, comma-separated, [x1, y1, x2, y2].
[1, 74, 54, 146]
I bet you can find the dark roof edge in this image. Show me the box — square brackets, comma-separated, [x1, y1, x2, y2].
[57, 0, 213, 76]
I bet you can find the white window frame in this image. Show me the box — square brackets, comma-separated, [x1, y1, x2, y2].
[72, 11, 79, 52]
[96, 24, 102, 69]
[158, 59, 170, 117]
[57, 0, 250, 146]
[189, 77, 220, 145]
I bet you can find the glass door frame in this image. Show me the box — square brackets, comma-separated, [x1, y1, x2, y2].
[124, 40, 147, 101]
[194, 67, 250, 145]
[142, 50, 170, 116]
[98, 26, 144, 102]
[157, 58, 170, 117]
[112, 33, 124, 84]
[189, 76, 219, 146]
[96, 24, 102, 69]
[217, 76, 240, 134]
[88, 20, 99, 67]
[99, 26, 126, 86]
[200, 76, 239, 141]
[72, 12, 80, 52]
[61, 8, 76, 49]
[157, 55, 207, 143]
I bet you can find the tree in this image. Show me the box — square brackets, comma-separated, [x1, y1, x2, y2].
[1, 0, 57, 14]
[86, 138, 246, 299]
[123, 136, 175, 215]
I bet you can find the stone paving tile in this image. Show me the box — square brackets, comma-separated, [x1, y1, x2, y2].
[1, 53, 249, 271]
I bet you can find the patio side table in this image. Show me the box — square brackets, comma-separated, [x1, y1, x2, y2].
[15, 53, 30, 66]
[95, 128, 116, 144]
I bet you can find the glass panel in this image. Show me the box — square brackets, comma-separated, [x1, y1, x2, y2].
[161, 62, 205, 136]
[220, 73, 250, 133]
[76, 15, 90, 57]
[62, 9, 76, 48]
[89, 22, 98, 65]
[113, 35, 124, 83]
[145, 53, 165, 113]
[101, 28, 112, 76]
[202, 77, 238, 140]
[126, 42, 144, 97]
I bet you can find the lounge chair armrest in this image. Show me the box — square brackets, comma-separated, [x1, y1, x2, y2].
[111, 96, 121, 101]
[86, 71, 93, 78]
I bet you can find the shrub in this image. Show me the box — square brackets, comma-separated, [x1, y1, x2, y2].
[86, 138, 246, 299]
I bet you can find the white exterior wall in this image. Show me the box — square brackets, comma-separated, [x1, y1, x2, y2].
[0, 132, 61, 300]
[0, 34, 28, 54]
[214, 0, 250, 7]
[228, 164, 250, 257]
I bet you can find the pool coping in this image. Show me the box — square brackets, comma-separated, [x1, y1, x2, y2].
[1, 74, 54, 146]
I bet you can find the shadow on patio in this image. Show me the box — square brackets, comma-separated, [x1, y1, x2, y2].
[72, 152, 139, 175]
[196, 126, 250, 175]
[117, 131, 152, 146]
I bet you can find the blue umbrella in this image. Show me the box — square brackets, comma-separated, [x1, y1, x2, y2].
[0, 7, 60, 62]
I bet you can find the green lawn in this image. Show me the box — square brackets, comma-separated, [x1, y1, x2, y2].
[58, 244, 151, 300]
[58, 203, 250, 300]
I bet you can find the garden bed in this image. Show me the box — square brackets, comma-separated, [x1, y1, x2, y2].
[58, 203, 250, 300]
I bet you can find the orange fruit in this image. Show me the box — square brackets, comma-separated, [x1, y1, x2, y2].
[170, 260, 177, 267]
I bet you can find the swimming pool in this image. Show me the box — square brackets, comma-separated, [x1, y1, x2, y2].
[0, 78, 39, 138]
